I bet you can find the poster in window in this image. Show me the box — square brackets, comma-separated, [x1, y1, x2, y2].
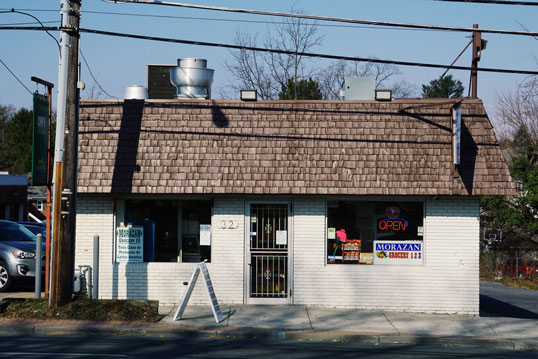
[276, 230, 287, 245]
[116, 226, 144, 262]
[373, 240, 423, 265]
[200, 224, 211, 246]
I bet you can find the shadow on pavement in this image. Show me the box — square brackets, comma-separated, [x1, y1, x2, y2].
[480, 294, 538, 319]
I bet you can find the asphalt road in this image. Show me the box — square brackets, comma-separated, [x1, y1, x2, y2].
[0, 334, 536, 359]
[480, 280, 538, 319]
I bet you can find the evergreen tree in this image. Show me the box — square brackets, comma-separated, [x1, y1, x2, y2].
[0, 107, 33, 174]
[278, 77, 323, 100]
[421, 74, 464, 98]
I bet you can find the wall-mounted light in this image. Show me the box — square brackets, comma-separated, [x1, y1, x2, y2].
[240, 89, 257, 101]
[375, 89, 392, 101]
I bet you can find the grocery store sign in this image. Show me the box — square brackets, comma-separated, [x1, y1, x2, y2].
[116, 226, 144, 262]
[373, 240, 423, 265]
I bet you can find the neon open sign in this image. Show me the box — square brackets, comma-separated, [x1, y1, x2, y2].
[378, 218, 408, 231]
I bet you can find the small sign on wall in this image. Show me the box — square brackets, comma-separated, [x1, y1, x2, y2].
[116, 226, 144, 262]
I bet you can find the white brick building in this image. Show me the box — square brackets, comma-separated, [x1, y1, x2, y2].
[74, 98, 515, 314]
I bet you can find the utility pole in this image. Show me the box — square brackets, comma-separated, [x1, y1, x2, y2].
[51, 0, 81, 308]
[471, 24, 482, 99]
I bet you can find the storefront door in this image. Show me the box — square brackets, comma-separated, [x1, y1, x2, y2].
[245, 203, 291, 304]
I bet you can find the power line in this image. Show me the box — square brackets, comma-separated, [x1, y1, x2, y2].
[3, 25, 537, 75]
[3, 6, 538, 36]
[436, 0, 538, 5]
[0, 57, 33, 95]
[0, 9, 60, 53]
[77, 27, 538, 75]
[0, 20, 59, 26]
[79, 49, 118, 99]
[0, 7, 467, 33]
[105, 0, 538, 37]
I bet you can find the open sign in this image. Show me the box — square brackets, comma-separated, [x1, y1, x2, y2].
[378, 218, 408, 231]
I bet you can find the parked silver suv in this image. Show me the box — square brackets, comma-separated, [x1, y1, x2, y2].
[0, 220, 45, 292]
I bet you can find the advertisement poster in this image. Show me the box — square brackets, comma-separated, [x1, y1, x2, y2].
[200, 224, 211, 246]
[373, 240, 423, 265]
[116, 226, 144, 262]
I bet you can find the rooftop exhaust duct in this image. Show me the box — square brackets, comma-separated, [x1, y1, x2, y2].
[124, 85, 149, 100]
[170, 58, 214, 99]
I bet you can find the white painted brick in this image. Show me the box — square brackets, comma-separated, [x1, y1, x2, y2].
[75, 196, 479, 314]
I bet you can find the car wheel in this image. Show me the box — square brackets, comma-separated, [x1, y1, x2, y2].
[0, 262, 12, 292]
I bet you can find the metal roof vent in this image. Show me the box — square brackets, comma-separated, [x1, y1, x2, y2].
[124, 85, 149, 100]
[170, 58, 214, 100]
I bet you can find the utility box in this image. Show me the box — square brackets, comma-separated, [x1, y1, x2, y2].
[343, 77, 376, 100]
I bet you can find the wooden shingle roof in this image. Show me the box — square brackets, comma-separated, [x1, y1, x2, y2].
[77, 98, 516, 196]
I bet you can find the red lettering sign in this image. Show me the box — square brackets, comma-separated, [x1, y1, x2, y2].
[378, 219, 408, 231]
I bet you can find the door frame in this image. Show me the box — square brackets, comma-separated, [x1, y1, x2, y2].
[244, 200, 293, 305]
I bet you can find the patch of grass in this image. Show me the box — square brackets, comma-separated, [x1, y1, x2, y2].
[499, 277, 538, 291]
[0, 296, 163, 322]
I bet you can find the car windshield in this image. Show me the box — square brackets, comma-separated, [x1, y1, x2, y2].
[23, 225, 46, 236]
[0, 222, 36, 242]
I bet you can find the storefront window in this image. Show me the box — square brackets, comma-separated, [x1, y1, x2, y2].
[120, 199, 212, 263]
[327, 201, 424, 265]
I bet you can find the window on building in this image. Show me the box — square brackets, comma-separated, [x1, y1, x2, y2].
[120, 199, 212, 263]
[327, 201, 424, 265]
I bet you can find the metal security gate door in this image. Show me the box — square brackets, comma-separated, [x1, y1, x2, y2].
[246, 203, 290, 304]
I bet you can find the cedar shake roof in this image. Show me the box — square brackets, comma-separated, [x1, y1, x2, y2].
[77, 98, 517, 196]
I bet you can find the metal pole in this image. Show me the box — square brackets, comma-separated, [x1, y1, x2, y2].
[93, 235, 99, 299]
[35, 234, 42, 299]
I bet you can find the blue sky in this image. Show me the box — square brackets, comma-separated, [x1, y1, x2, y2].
[1, 0, 537, 124]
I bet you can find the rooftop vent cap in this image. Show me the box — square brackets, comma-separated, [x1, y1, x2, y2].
[124, 85, 149, 100]
[170, 58, 214, 100]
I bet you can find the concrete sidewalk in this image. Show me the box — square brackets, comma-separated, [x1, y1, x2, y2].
[160, 304, 538, 348]
[1, 300, 538, 351]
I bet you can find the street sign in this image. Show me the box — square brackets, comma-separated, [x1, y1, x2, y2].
[32, 93, 49, 185]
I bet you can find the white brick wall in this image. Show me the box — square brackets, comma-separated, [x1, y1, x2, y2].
[292, 197, 480, 314]
[75, 197, 245, 305]
[75, 196, 479, 314]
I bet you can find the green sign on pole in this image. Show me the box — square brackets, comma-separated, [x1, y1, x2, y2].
[32, 93, 49, 186]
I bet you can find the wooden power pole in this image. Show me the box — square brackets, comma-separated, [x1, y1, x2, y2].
[471, 24, 482, 99]
[51, 0, 81, 308]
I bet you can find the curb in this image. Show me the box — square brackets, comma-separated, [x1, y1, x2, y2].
[0, 320, 537, 351]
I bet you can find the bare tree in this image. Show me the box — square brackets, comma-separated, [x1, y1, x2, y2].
[222, 7, 323, 100]
[316, 59, 417, 99]
[496, 75, 538, 155]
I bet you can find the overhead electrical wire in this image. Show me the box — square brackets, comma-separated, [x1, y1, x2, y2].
[0, 8, 425, 31]
[436, 0, 538, 5]
[2, 25, 537, 75]
[0, 9, 60, 53]
[1, 25, 537, 75]
[3, 5, 538, 36]
[78, 27, 538, 75]
[80, 49, 118, 99]
[0, 57, 33, 95]
[103, 0, 538, 37]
